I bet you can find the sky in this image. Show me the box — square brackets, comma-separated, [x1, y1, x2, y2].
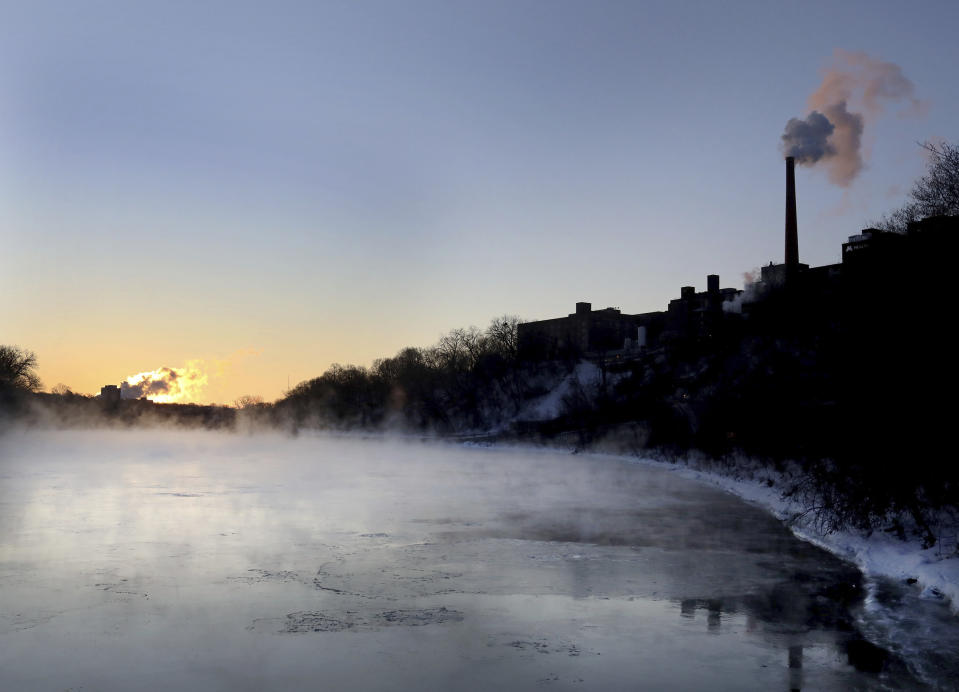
[2, 0, 957, 404]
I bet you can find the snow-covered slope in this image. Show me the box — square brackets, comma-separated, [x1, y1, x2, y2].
[516, 361, 601, 422]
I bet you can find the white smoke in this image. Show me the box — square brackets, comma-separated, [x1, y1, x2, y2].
[722, 269, 763, 314]
[781, 50, 923, 186]
[121, 361, 208, 403]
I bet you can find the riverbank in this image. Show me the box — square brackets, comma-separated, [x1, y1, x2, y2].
[615, 453, 959, 613]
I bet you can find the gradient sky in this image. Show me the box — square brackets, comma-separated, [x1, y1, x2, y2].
[2, 0, 957, 404]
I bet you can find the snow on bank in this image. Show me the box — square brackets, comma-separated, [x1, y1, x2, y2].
[517, 362, 601, 421]
[619, 454, 959, 614]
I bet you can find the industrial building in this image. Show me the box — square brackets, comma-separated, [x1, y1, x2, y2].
[518, 156, 958, 360]
[517, 273, 742, 359]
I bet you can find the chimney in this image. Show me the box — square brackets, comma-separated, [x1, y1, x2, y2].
[707, 274, 719, 294]
[785, 156, 799, 268]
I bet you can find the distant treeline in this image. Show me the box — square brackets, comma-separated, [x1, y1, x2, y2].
[0, 387, 237, 431]
[269, 316, 549, 433]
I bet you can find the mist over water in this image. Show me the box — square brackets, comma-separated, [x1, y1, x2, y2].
[0, 430, 928, 690]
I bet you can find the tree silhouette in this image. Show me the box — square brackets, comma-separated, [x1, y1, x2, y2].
[485, 315, 520, 359]
[0, 345, 42, 392]
[877, 140, 959, 231]
[233, 394, 264, 409]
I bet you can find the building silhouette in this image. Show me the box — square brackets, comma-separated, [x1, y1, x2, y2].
[517, 157, 958, 361]
[99, 384, 121, 404]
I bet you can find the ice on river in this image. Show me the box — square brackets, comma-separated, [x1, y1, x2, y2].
[0, 430, 934, 690]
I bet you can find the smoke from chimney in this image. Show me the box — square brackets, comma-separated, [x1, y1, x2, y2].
[781, 111, 836, 164]
[121, 361, 208, 403]
[781, 50, 923, 186]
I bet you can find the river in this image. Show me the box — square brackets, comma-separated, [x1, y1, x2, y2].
[0, 430, 937, 689]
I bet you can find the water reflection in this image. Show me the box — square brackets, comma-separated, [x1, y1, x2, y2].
[673, 595, 901, 691]
[677, 600, 811, 690]
[788, 644, 803, 692]
[707, 599, 723, 633]
[679, 598, 725, 632]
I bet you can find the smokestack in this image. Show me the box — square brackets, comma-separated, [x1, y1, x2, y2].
[785, 156, 799, 268]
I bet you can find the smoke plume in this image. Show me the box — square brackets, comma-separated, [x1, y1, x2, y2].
[781, 50, 923, 186]
[781, 111, 837, 164]
[121, 361, 208, 403]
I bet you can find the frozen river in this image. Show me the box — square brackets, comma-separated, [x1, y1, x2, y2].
[0, 430, 929, 689]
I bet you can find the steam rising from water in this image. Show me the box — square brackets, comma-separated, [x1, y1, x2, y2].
[0, 430, 945, 690]
[781, 50, 923, 186]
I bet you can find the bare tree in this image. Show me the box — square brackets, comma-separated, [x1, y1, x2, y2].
[0, 346, 42, 392]
[435, 327, 484, 372]
[485, 315, 520, 359]
[875, 141, 959, 232]
[233, 394, 264, 409]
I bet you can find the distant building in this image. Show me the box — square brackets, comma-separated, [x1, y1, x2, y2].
[517, 274, 741, 359]
[516, 302, 639, 358]
[663, 275, 740, 343]
[100, 384, 121, 404]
